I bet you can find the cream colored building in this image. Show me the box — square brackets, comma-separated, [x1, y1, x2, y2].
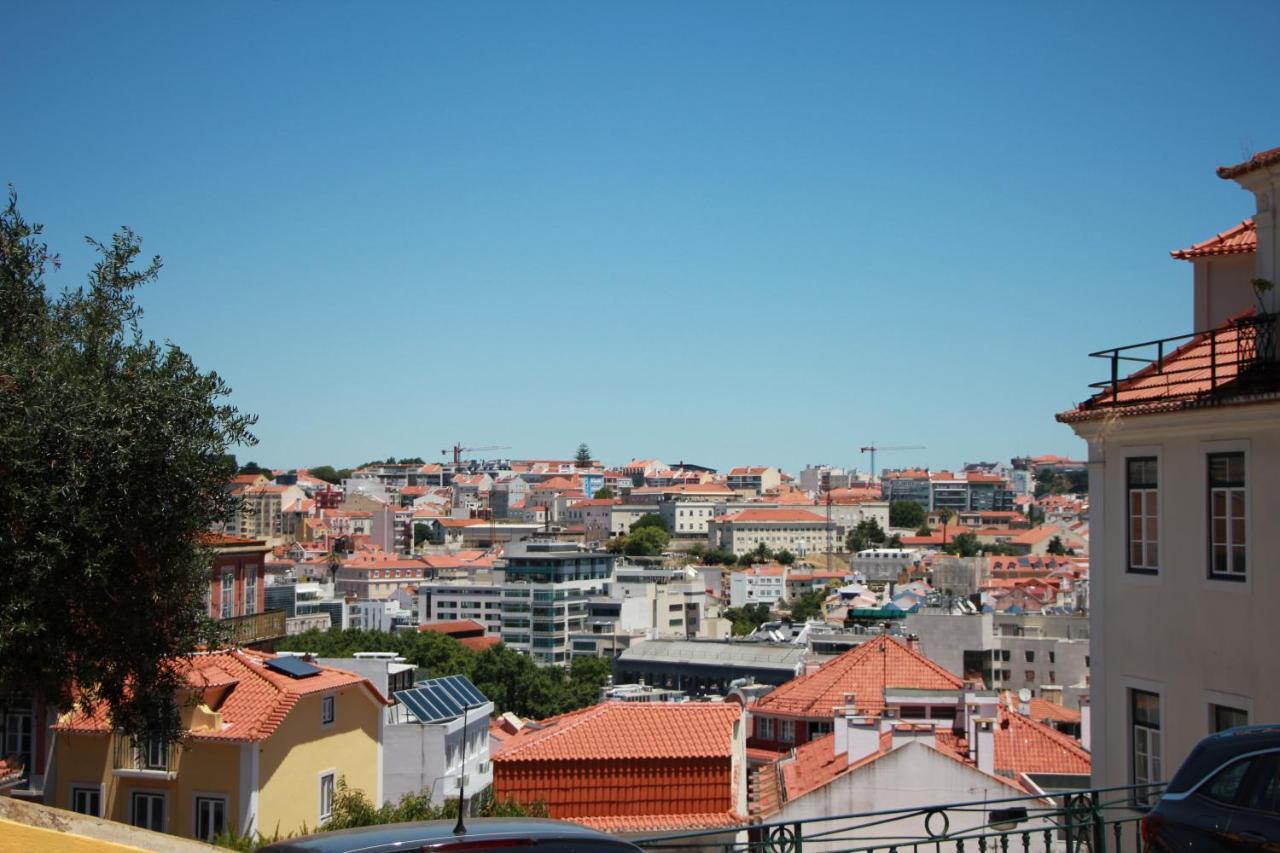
[1059, 146, 1280, 798]
[708, 508, 845, 557]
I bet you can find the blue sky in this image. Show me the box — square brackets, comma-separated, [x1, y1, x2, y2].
[5, 1, 1278, 474]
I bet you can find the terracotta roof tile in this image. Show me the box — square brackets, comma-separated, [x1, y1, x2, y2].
[994, 707, 1091, 776]
[55, 650, 387, 742]
[713, 509, 829, 524]
[753, 636, 963, 719]
[1171, 219, 1256, 260]
[568, 813, 742, 833]
[1218, 146, 1280, 180]
[492, 702, 740, 761]
[1058, 309, 1275, 423]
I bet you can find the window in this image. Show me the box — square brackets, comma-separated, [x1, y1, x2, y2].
[1211, 704, 1249, 733]
[1025, 670, 1036, 682]
[244, 566, 257, 614]
[220, 569, 235, 618]
[4, 710, 33, 782]
[321, 695, 335, 726]
[194, 796, 227, 842]
[1049, 651, 1056, 664]
[1239, 752, 1280, 814]
[71, 786, 101, 817]
[130, 792, 165, 832]
[136, 737, 170, 770]
[1126, 457, 1159, 573]
[319, 772, 336, 822]
[1203, 758, 1250, 804]
[1025, 650, 1035, 663]
[1131, 690, 1162, 805]
[756, 717, 775, 740]
[1208, 452, 1246, 580]
[779, 720, 795, 743]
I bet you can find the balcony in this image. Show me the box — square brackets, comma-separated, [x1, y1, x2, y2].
[112, 736, 179, 780]
[1071, 312, 1279, 417]
[636, 783, 1163, 853]
[221, 608, 286, 647]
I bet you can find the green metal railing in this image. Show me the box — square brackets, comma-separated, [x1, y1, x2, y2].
[637, 783, 1163, 853]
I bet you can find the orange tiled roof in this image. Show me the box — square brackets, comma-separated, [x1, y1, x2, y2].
[1057, 309, 1272, 423]
[55, 650, 386, 742]
[492, 702, 739, 761]
[713, 508, 828, 524]
[1171, 219, 1256, 260]
[994, 706, 1091, 776]
[1218, 146, 1280, 180]
[418, 619, 487, 635]
[1000, 692, 1082, 725]
[753, 636, 963, 719]
[569, 813, 743, 833]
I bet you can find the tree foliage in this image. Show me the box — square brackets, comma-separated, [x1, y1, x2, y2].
[0, 191, 256, 743]
[276, 629, 611, 720]
[943, 531, 981, 557]
[237, 461, 272, 477]
[623, 525, 670, 556]
[786, 587, 829, 622]
[723, 603, 771, 636]
[325, 778, 547, 832]
[846, 518, 887, 552]
[308, 465, 348, 485]
[737, 541, 772, 566]
[774, 549, 796, 566]
[592, 485, 616, 500]
[631, 513, 668, 533]
[889, 500, 926, 529]
[574, 443, 592, 467]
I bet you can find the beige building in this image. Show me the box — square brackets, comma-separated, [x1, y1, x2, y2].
[228, 483, 305, 545]
[1058, 146, 1280, 799]
[726, 466, 782, 496]
[708, 508, 844, 557]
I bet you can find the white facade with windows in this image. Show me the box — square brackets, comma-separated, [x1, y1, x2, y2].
[1062, 150, 1280, 796]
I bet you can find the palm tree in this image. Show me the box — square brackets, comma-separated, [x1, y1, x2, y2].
[937, 508, 955, 552]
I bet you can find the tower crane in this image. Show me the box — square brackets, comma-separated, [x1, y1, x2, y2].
[859, 443, 926, 478]
[441, 443, 511, 465]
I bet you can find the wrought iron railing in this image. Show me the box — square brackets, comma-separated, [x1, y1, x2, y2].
[1083, 312, 1277, 410]
[636, 783, 1164, 853]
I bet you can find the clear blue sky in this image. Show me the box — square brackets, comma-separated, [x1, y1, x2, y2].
[6, 1, 1278, 474]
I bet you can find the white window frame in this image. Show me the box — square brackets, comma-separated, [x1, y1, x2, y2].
[220, 569, 235, 619]
[319, 770, 336, 823]
[755, 716, 775, 740]
[193, 793, 228, 842]
[321, 695, 335, 727]
[1205, 448, 1248, 583]
[1129, 686, 1163, 807]
[130, 790, 166, 833]
[70, 784, 102, 817]
[1124, 454, 1160, 575]
[244, 565, 258, 614]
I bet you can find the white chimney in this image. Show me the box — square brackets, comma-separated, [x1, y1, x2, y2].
[1223, 156, 1279, 303]
[1080, 696, 1091, 752]
[975, 718, 995, 776]
[838, 715, 882, 763]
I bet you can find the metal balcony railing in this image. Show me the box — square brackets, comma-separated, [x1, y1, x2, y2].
[636, 783, 1164, 853]
[221, 608, 287, 646]
[1084, 312, 1278, 410]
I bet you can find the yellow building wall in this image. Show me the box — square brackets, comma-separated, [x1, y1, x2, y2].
[257, 688, 381, 836]
[52, 732, 241, 840]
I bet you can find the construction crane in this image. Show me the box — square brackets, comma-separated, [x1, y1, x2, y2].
[441, 443, 511, 465]
[859, 443, 926, 478]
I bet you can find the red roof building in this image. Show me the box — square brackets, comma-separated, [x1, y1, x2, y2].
[748, 636, 964, 752]
[491, 702, 745, 832]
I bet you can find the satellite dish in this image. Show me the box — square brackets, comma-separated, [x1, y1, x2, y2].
[1018, 688, 1032, 703]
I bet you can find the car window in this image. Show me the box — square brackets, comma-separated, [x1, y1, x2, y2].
[1238, 752, 1280, 814]
[1202, 758, 1251, 804]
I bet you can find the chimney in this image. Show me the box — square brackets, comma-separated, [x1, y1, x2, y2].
[1080, 696, 1091, 752]
[836, 713, 882, 762]
[975, 718, 995, 776]
[905, 633, 920, 653]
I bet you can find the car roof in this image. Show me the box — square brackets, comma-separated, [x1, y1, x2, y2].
[260, 818, 638, 853]
[1166, 726, 1280, 795]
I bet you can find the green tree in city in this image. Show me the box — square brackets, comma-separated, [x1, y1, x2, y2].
[724, 603, 772, 636]
[0, 191, 256, 743]
[885, 534, 903, 548]
[308, 464, 343, 484]
[592, 485, 616, 500]
[624, 525, 670, 556]
[846, 518, 887, 552]
[889, 500, 926, 529]
[944, 531, 981, 557]
[774, 549, 796, 565]
[937, 508, 955, 547]
[412, 523, 431, 548]
[575, 443, 592, 467]
[1046, 535, 1068, 556]
[787, 587, 829, 621]
[237, 460, 272, 478]
[631, 513, 668, 533]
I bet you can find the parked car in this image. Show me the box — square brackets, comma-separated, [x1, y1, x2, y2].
[1143, 725, 1280, 851]
[259, 818, 645, 853]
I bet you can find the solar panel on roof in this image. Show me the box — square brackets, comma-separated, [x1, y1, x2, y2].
[264, 656, 322, 679]
[394, 675, 491, 724]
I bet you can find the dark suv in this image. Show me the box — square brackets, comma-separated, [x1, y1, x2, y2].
[1143, 725, 1280, 851]
[259, 818, 645, 853]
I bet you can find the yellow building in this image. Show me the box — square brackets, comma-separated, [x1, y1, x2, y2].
[48, 650, 387, 843]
